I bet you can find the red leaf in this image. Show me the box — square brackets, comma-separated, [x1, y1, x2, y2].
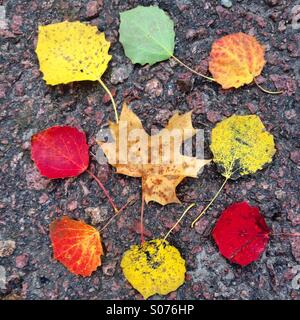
[50, 216, 103, 277]
[31, 126, 89, 179]
[212, 201, 270, 266]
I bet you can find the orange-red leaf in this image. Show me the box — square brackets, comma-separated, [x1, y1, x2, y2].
[209, 32, 265, 89]
[50, 216, 103, 276]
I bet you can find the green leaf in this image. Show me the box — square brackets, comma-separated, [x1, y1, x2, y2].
[119, 6, 175, 65]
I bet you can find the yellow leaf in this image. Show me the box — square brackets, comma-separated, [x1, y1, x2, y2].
[211, 115, 276, 179]
[121, 239, 186, 299]
[209, 33, 266, 89]
[191, 114, 276, 227]
[99, 103, 210, 205]
[35, 21, 111, 85]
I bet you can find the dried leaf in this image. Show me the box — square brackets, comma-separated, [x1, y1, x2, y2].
[119, 6, 175, 65]
[35, 21, 111, 85]
[212, 202, 270, 266]
[31, 126, 89, 179]
[50, 216, 103, 276]
[121, 239, 185, 299]
[99, 103, 210, 205]
[210, 115, 275, 179]
[209, 32, 266, 89]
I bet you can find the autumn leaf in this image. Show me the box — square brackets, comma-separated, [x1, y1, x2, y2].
[31, 126, 89, 179]
[50, 216, 103, 276]
[192, 115, 275, 227]
[212, 202, 270, 266]
[210, 114, 276, 179]
[119, 6, 214, 81]
[119, 13, 279, 93]
[98, 103, 210, 205]
[119, 6, 175, 65]
[209, 32, 266, 89]
[35, 21, 119, 122]
[121, 239, 186, 299]
[36, 21, 111, 85]
[31, 125, 120, 212]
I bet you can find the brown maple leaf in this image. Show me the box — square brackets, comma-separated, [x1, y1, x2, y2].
[98, 103, 210, 205]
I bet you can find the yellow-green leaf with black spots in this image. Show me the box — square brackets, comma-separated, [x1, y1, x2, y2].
[121, 239, 186, 299]
[191, 114, 276, 227]
[211, 115, 276, 179]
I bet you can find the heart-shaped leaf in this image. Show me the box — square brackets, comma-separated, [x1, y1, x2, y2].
[209, 32, 266, 89]
[50, 216, 103, 276]
[212, 201, 270, 266]
[192, 115, 275, 227]
[36, 21, 111, 85]
[31, 126, 89, 179]
[119, 6, 175, 65]
[121, 239, 186, 299]
[210, 114, 276, 179]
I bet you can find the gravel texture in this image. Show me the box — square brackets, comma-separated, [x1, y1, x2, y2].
[0, 0, 300, 300]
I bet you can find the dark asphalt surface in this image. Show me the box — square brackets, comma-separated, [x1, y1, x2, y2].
[0, 0, 300, 300]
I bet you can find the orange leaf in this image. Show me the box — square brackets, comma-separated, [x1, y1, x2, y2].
[50, 216, 103, 277]
[209, 32, 265, 89]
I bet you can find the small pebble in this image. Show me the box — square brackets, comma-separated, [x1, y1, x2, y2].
[0, 266, 6, 290]
[85, 206, 108, 225]
[16, 254, 29, 269]
[67, 200, 78, 212]
[221, 0, 232, 8]
[145, 78, 163, 97]
[86, 1, 100, 18]
[0, 240, 16, 257]
[110, 64, 133, 85]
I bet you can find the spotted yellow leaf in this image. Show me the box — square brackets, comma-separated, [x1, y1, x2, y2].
[35, 21, 111, 85]
[35, 21, 119, 122]
[121, 239, 186, 299]
[211, 115, 276, 179]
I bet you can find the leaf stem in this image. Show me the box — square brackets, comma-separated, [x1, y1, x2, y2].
[254, 78, 283, 95]
[98, 79, 119, 123]
[87, 169, 118, 213]
[140, 193, 145, 244]
[271, 232, 300, 237]
[164, 203, 195, 240]
[171, 55, 215, 82]
[191, 177, 229, 228]
[99, 198, 133, 232]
